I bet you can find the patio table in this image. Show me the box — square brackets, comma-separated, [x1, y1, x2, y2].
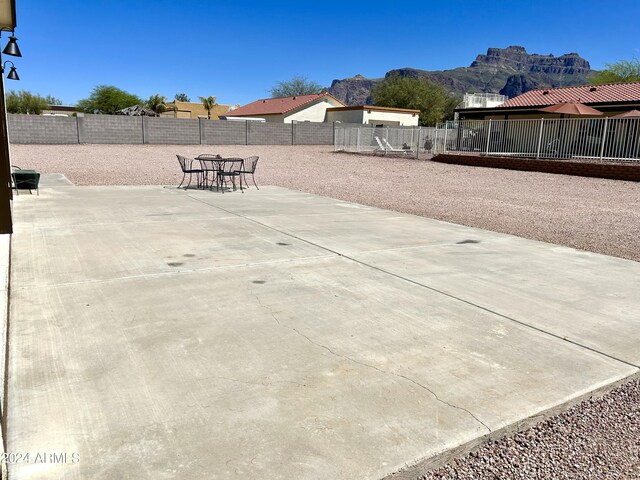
[196, 156, 244, 192]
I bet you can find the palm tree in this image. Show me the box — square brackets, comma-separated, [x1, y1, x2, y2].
[147, 94, 167, 114]
[199, 95, 217, 119]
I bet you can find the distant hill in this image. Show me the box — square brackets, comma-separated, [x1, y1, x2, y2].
[327, 46, 594, 106]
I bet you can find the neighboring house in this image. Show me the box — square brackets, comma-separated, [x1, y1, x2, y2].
[224, 93, 345, 123]
[458, 93, 508, 109]
[160, 101, 232, 120]
[456, 81, 640, 120]
[325, 105, 419, 126]
[42, 104, 78, 116]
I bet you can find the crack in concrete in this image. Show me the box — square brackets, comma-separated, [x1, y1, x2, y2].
[254, 294, 491, 434]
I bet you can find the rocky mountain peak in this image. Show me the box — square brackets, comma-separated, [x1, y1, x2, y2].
[471, 46, 590, 75]
[327, 46, 594, 106]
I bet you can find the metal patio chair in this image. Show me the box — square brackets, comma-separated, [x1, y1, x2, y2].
[217, 158, 244, 193]
[237, 156, 260, 190]
[176, 155, 203, 189]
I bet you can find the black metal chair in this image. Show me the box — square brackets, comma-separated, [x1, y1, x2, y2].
[237, 156, 259, 190]
[11, 165, 40, 195]
[217, 158, 244, 193]
[176, 155, 203, 189]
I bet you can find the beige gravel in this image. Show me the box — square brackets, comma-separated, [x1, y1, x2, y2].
[11, 144, 640, 262]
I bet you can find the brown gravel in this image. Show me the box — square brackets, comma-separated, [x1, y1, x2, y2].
[11, 144, 640, 262]
[422, 377, 640, 480]
[10, 143, 640, 478]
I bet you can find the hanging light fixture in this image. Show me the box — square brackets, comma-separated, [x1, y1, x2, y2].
[2, 33, 21, 57]
[3, 61, 18, 80]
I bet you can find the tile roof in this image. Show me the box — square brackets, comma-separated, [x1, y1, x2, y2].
[500, 82, 640, 108]
[226, 93, 344, 117]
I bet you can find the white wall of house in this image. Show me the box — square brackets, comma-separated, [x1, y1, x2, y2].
[325, 109, 364, 123]
[283, 98, 344, 123]
[364, 110, 419, 126]
[326, 108, 418, 126]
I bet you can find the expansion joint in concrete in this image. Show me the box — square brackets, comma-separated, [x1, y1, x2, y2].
[188, 195, 639, 372]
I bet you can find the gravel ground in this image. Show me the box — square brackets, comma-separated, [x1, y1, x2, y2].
[423, 377, 640, 480]
[10, 143, 640, 478]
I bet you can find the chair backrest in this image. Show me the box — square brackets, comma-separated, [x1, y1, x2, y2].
[176, 155, 192, 172]
[383, 138, 397, 150]
[243, 156, 259, 173]
[221, 158, 243, 173]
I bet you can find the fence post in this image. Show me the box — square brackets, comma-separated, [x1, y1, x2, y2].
[416, 127, 421, 160]
[443, 125, 448, 153]
[599, 117, 609, 161]
[333, 123, 337, 151]
[356, 127, 361, 152]
[485, 119, 492, 155]
[245, 120, 249, 145]
[536, 118, 545, 159]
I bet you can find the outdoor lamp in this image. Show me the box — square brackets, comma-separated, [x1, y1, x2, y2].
[3, 60, 17, 80]
[2, 33, 20, 57]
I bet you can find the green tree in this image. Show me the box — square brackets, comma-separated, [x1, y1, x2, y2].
[198, 95, 217, 119]
[372, 75, 459, 126]
[270, 75, 322, 97]
[174, 93, 190, 102]
[146, 94, 167, 113]
[591, 58, 640, 84]
[76, 85, 143, 114]
[6, 90, 62, 114]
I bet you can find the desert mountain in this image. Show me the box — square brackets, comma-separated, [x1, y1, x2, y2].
[327, 46, 593, 106]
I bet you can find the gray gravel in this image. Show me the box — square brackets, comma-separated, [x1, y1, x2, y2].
[10, 144, 640, 478]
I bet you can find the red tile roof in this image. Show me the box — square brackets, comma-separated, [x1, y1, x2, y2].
[500, 82, 640, 108]
[226, 93, 344, 117]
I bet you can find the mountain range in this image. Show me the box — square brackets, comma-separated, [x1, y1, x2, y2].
[327, 46, 594, 106]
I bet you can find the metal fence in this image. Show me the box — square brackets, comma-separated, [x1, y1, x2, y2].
[334, 117, 640, 163]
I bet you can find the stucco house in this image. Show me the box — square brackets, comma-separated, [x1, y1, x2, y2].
[160, 101, 233, 120]
[326, 105, 419, 126]
[456, 81, 640, 120]
[224, 93, 345, 123]
[227, 93, 420, 126]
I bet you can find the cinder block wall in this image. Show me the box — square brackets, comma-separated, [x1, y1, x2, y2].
[202, 120, 247, 145]
[293, 122, 334, 145]
[8, 115, 78, 144]
[8, 114, 338, 146]
[80, 114, 143, 144]
[143, 118, 200, 144]
[247, 122, 292, 145]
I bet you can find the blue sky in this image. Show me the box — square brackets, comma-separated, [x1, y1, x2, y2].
[8, 0, 640, 106]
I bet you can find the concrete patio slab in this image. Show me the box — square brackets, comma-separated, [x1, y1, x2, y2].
[7, 185, 639, 480]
